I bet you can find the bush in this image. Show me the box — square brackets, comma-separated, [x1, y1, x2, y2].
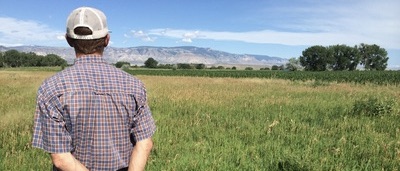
[271, 65, 280, 70]
[260, 67, 270, 70]
[245, 67, 253, 70]
[195, 63, 206, 69]
[177, 63, 193, 69]
[144, 58, 158, 68]
[115, 61, 130, 68]
[351, 97, 395, 117]
[158, 64, 174, 69]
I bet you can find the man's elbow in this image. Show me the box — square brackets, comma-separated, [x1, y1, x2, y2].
[137, 138, 153, 152]
[51, 156, 64, 169]
[51, 153, 72, 169]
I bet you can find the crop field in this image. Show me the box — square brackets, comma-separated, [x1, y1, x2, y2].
[0, 68, 399, 170]
[125, 69, 400, 85]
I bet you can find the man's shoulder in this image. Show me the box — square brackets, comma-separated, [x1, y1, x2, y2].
[38, 67, 67, 87]
[41, 67, 72, 84]
[104, 65, 143, 82]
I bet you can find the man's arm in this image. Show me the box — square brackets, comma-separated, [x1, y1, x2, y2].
[50, 153, 88, 171]
[128, 138, 153, 171]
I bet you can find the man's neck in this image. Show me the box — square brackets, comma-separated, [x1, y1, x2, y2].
[75, 52, 103, 58]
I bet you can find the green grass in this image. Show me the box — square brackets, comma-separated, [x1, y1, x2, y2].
[1, 69, 399, 170]
[0, 66, 64, 72]
[0, 71, 54, 170]
[143, 77, 400, 170]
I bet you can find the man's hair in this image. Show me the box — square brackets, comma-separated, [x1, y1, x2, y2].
[68, 27, 107, 54]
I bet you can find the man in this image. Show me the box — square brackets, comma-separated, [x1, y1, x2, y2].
[32, 7, 156, 171]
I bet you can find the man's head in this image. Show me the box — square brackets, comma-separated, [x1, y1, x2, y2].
[66, 7, 110, 55]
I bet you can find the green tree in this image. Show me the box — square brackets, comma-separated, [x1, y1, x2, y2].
[231, 66, 237, 70]
[260, 67, 270, 70]
[195, 63, 206, 69]
[1, 50, 66, 67]
[4, 50, 21, 67]
[347, 45, 361, 71]
[285, 57, 302, 71]
[327, 45, 360, 71]
[358, 44, 388, 71]
[44, 54, 67, 66]
[299, 45, 329, 71]
[25, 52, 39, 66]
[158, 64, 174, 69]
[177, 63, 193, 69]
[271, 65, 279, 70]
[245, 67, 253, 70]
[115, 61, 130, 68]
[144, 57, 158, 68]
[0, 52, 4, 67]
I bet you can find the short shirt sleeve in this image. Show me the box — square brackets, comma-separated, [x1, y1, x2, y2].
[130, 86, 156, 142]
[32, 90, 73, 153]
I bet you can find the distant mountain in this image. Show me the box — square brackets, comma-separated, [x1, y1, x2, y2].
[0, 45, 287, 66]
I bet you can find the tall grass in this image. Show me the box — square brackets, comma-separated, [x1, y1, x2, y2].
[1, 70, 399, 170]
[0, 71, 54, 170]
[142, 76, 400, 170]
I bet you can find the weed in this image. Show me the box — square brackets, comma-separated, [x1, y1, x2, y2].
[351, 96, 395, 117]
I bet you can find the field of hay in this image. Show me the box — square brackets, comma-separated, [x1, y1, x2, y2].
[0, 69, 399, 170]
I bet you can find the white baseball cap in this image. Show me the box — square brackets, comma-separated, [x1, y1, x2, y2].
[66, 7, 109, 39]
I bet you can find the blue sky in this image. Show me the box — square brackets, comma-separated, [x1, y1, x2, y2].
[1, 0, 399, 68]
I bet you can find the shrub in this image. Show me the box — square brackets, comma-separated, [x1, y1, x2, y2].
[351, 97, 395, 117]
[245, 67, 253, 70]
[144, 58, 158, 68]
[271, 65, 280, 70]
[260, 67, 270, 70]
[115, 61, 130, 68]
[209, 66, 217, 69]
[177, 63, 193, 69]
[195, 63, 206, 69]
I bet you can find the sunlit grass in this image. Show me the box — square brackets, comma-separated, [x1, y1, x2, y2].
[0, 71, 55, 170]
[1, 70, 399, 170]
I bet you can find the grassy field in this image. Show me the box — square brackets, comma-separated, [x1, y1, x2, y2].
[0, 69, 399, 170]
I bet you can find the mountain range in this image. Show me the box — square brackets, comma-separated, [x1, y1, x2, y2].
[0, 45, 288, 66]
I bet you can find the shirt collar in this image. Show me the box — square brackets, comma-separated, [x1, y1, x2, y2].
[74, 56, 107, 65]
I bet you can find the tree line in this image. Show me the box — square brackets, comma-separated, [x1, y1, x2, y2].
[118, 43, 390, 71]
[116, 58, 240, 70]
[121, 57, 295, 71]
[0, 50, 67, 67]
[293, 43, 389, 71]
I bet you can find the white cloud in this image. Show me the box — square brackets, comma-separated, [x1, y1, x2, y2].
[131, 30, 155, 42]
[57, 35, 65, 40]
[148, 29, 203, 43]
[143, 1, 399, 49]
[0, 17, 64, 46]
[181, 31, 200, 43]
[0, 42, 24, 47]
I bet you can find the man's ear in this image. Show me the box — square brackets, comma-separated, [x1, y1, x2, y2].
[65, 34, 74, 47]
[104, 34, 110, 47]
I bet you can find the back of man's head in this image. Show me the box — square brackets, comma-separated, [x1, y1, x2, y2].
[66, 7, 109, 55]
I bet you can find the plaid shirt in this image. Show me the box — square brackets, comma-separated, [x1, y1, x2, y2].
[32, 56, 156, 171]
